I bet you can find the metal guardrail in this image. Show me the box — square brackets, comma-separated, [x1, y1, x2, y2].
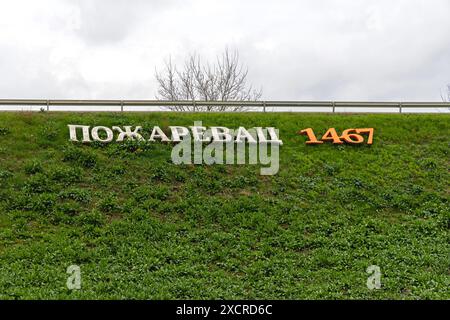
[0, 99, 449, 113]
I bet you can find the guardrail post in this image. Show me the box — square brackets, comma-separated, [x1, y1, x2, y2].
[263, 101, 266, 112]
[120, 100, 124, 112]
[399, 102, 402, 114]
[193, 100, 196, 112]
[46, 100, 50, 111]
[332, 101, 336, 113]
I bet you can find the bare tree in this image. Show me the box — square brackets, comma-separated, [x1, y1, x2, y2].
[155, 49, 262, 111]
[441, 84, 450, 102]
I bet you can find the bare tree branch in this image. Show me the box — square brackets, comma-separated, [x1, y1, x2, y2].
[155, 49, 262, 111]
[441, 84, 450, 102]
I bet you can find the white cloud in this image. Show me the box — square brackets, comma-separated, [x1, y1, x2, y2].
[0, 0, 449, 100]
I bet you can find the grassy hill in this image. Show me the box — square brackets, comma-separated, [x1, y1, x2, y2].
[0, 112, 448, 299]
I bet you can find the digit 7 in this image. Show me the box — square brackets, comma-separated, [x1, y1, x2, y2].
[355, 128, 374, 145]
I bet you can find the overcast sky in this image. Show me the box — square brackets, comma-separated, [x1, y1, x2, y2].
[0, 0, 449, 101]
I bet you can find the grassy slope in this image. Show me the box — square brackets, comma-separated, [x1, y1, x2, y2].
[0, 112, 448, 299]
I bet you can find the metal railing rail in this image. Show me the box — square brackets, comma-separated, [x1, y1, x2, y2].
[0, 99, 449, 113]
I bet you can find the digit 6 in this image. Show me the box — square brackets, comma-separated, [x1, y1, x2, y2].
[340, 129, 364, 144]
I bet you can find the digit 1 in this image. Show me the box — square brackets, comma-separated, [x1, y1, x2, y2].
[298, 128, 323, 144]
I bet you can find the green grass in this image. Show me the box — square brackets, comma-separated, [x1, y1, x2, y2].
[0, 112, 448, 299]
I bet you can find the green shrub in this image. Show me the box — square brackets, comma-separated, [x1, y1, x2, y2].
[110, 164, 126, 175]
[0, 169, 12, 180]
[0, 127, 10, 135]
[418, 158, 437, 170]
[151, 185, 170, 200]
[38, 123, 58, 140]
[108, 140, 155, 156]
[29, 193, 57, 214]
[62, 145, 97, 168]
[98, 193, 120, 213]
[150, 166, 170, 182]
[24, 160, 43, 175]
[132, 186, 153, 202]
[416, 201, 448, 218]
[141, 198, 161, 211]
[5, 191, 31, 210]
[77, 210, 106, 227]
[54, 201, 82, 216]
[58, 188, 91, 203]
[125, 208, 150, 221]
[49, 165, 82, 184]
[174, 171, 187, 182]
[23, 173, 53, 193]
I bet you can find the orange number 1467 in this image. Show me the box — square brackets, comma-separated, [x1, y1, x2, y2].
[298, 128, 374, 145]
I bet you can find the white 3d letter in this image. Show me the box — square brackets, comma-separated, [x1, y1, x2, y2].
[68, 125, 91, 143]
[91, 126, 114, 143]
[149, 126, 170, 142]
[112, 126, 144, 141]
[170, 126, 190, 142]
[211, 127, 232, 142]
[235, 127, 257, 144]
